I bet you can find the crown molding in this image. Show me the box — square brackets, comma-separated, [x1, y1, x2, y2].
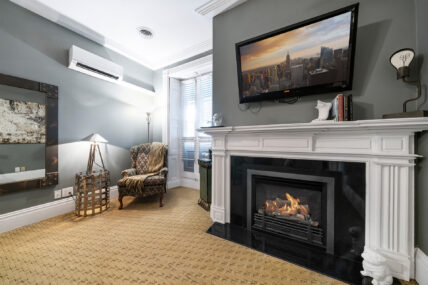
[156, 39, 212, 70]
[10, 0, 214, 70]
[195, 0, 247, 17]
[10, 0, 159, 69]
[167, 54, 213, 79]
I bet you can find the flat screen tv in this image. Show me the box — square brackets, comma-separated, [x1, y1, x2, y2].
[236, 4, 359, 104]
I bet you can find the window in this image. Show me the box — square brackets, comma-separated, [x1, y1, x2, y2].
[180, 73, 212, 173]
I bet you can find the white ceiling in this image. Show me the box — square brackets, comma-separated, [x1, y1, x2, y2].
[11, 0, 246, 70]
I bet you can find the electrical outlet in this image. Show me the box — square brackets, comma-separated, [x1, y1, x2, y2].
[54, 190, 62, 199]
[15, 167, 20, 173]
[62, 187, 73, 197]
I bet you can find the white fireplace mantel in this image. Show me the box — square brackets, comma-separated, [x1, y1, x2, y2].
[199, 117, 428, 284]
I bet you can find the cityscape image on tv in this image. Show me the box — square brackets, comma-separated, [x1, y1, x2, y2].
[239, 12, 352, 98]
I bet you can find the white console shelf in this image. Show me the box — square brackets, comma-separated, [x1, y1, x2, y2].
[199, 117, 428, 284]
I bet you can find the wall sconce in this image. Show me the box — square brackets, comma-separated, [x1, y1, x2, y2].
[146, 112, 151, 143]
[383, 48, 427, 118]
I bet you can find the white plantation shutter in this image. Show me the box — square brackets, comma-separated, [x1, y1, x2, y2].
[179, 73, 212, 173]
[181, 79, 196, 172]
[196, 73, 212, 159]
[196, 73, 212, 130]
[168, 77, 181, 183]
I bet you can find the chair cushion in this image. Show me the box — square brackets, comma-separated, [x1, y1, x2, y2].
[130, 143, 168, 170]
[136, 152, 149, 174]
[144, 175, 165, 186]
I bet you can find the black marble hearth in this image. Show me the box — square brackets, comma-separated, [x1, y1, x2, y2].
[207, 223, 405, 285]
[207, 222, 363, 284]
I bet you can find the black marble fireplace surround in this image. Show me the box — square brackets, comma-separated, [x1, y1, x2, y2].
[208, 156, 366, 284]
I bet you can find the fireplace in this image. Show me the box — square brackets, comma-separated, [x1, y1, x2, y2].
[201, 119, 428, 283]
[247, 170, 335, 254]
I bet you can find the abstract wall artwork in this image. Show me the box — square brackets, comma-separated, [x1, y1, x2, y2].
[0, 98, 46, 144]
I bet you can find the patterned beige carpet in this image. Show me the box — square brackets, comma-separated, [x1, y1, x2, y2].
[0, 187, 417, 284]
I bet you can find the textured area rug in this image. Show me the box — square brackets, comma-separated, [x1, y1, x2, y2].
[0, 188, 416, 284]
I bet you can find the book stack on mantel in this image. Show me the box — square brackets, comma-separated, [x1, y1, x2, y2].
[331, 94, 353, 121]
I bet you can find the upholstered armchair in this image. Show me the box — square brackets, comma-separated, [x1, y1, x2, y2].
[117, 143, 168, 209]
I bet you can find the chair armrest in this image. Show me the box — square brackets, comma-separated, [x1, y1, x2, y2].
[121, 168, 137, 177]
[159, 167, 168, 177]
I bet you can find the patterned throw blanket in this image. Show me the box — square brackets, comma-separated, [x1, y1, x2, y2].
[117, 142, 166, 191]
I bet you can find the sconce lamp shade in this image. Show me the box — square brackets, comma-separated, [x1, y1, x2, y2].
[81, 133, 108, 144]
[383, 48, 427, 118]
[390, 48, 415, 79]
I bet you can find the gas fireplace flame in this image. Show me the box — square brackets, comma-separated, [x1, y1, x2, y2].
[264, 193, 311, 221]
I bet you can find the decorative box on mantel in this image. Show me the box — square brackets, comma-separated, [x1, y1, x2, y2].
[198, 118, 428, 284]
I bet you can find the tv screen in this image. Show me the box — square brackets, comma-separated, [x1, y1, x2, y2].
[236, 4, 359, 103]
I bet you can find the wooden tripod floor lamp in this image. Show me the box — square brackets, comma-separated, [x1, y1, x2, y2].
[81, 133, 108, 173]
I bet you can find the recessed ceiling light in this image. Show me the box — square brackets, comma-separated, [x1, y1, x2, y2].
[138, 27, 153, 39]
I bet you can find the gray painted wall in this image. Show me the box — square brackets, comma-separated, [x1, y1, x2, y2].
[415, 0, 428, 253]
[152, 69, 164, 144]
[213, 0, 418, 125]
[213, 0, 428, 251]
[0, 0, 157, 214]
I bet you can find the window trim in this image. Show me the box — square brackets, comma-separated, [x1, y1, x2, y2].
[180, 72, 212, 176]
[164, 54, 213, 189]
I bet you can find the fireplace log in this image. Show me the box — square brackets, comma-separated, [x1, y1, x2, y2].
[275, 198, 287, 207]
[296, 214, 306, 220]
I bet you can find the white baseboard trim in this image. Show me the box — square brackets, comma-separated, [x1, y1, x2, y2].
[415, 248, 428, 285]
[0, 186, 120, 234]
[0, 197, 75, 234]
[167, 178, 181, 189]
[166, 178, 199, 190]
[110, 185, 119, 198]
[180, 178, 200, 190]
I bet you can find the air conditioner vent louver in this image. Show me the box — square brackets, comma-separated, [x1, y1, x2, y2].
[75, 62, 120, 80]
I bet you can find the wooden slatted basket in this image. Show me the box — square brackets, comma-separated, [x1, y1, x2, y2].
[75, 169, 110, 217]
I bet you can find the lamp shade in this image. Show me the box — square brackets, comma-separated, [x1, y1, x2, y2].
[390, 48, 415, 79]
[81, 133, 108, 144]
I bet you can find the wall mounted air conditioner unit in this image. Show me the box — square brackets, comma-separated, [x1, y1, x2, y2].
[69, 45, 123, 82]
[68, 45, 155, 95]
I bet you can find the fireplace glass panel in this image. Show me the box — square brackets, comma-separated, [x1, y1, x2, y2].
[254, 176, 324, 226]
